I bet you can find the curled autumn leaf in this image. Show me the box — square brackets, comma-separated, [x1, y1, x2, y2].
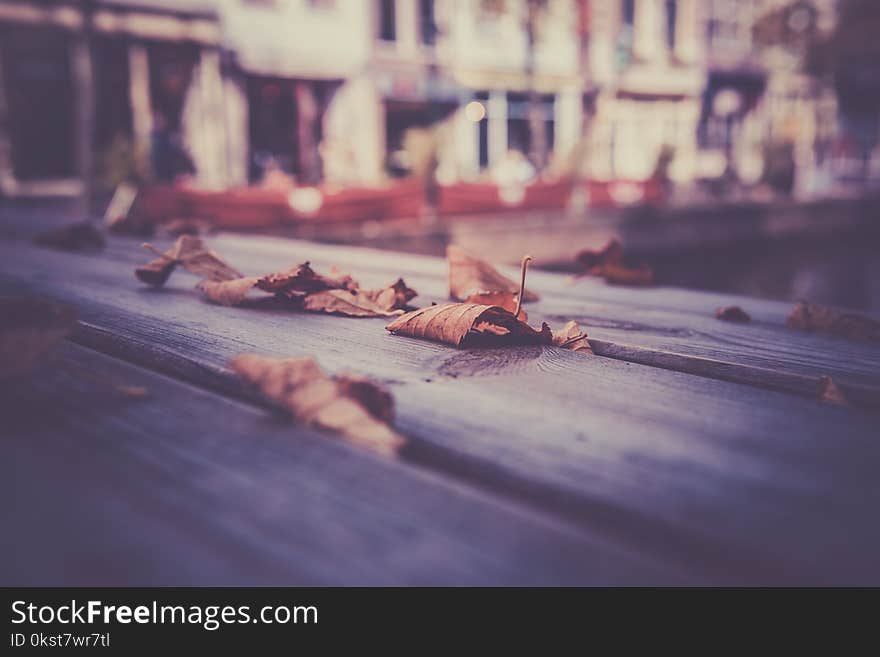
[135, 235, 243, 287]
[574, 238, 654, 286]
[0, 298, 78, 378]
[787, 300, 880, 342]
[447, 244, 539, 302]
[230, 353, 405, 457]
[387, 302, 551, 347]
[462, 291, 527, 321]
[34, 222, 105, 253]
[715, 306, 752, 323]
[197, 259, 415, 318]
[388, 255, 590, 352]
[386, 302, 591, 353]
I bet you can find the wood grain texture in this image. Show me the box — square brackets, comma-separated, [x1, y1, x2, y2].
[3, 237, 880, 583]
[0, 343, 678, 586]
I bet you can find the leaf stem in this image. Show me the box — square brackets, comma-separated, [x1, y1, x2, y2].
[514, 254, 532, 319]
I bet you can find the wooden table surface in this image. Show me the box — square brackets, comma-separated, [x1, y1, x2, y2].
[2, 220, 879, 585]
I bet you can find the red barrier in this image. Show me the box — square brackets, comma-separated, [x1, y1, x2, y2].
[286, 179, 425, 223]
[437, 178, 573, 216]
[584, 179, 665, 208]
[136, 180, 426, 228]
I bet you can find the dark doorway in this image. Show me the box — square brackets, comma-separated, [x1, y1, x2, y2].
[1, 27, 76, 180]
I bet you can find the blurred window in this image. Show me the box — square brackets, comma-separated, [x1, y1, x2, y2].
[419, 0, 437, 45]
[617, 0, 635, 68]
[665, 0, 677, 50]
[379, 0, 396, 41]
[621, 0, 635, 26]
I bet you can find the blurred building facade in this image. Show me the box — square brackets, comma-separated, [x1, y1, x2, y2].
[0, 0, 876, 199]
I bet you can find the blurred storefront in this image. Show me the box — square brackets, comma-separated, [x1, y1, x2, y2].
[583, 0, 703, 184]
[0, 0, 224, 197]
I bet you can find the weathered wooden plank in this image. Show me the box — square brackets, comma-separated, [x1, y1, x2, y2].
[3, 239, 880, 583]
[11, 224, 880, 402]
[0, 342, 678, 585]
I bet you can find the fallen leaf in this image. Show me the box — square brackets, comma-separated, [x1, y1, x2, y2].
[551, 320, 593, 353]
[0, 298, 78, 378]
[715, 306, 752, 323]
[386, 302, 550, 347]
[463, 291, 527, 321]
[34, 222, 105, 252]
[574, 239, 624, 274]
[574, 239, 654, 286]
[135, 236, 242, 287]
[230, 353, 405, 457]
[447, 244, 539, 302]
[787, 300, 880, 342]
[198, 264, 416, 318]
[301, 289, 404, 317]
[257, 261, 357, 300]
[818, 376, 849, 406]
[362, 278, 417, 312]
[197, 277, 262, 306]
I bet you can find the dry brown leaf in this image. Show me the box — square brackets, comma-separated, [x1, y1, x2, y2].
[447, 244, 539, 302]
[198, 264, 416, 318]
[818, 376, 849, 406]
[464, 291, 527, 321]
[230, 353, 405, 457]
[34, 222, 105, 252]
[787, 300, 880, 342]
[575, 239, 624, 273]
[574, 239, 654, 286]
[715, 305, 752, 323]
[386, 302, 551, 348]
[0, 298, 78, 378]
[551, 320, 593, 353]
[301, 289, 405, 317]
[257, 262, 357, 299]
[135, 236, 242, 287]
[362, 278, 417, 312]
[197, 277, 262, 306]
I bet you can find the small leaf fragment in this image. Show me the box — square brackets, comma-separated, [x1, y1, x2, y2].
[551, 320, 593, 353]
[818, 376, 849, 406]
[230, 353, 405, 457]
